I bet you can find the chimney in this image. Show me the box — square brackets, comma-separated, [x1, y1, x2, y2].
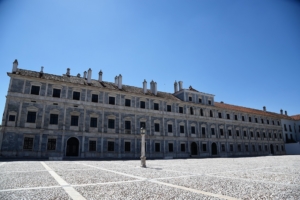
[174, 81, 178, 93]
[77, 73, 81, 77]
[143, 79, 147, 94]
[178, 81, 183, 90]
[98, 70, 103, 82]
[66, 68, 70, 76]
[263, 106, 266, 111]
[285, 110, 287, 116]
[40, 66, 44, 73]
[115, 76, 118, 86]
[83, 71, 87, 79]
[154, 82, 157, 95]
[87, 68, 92, 84]
[280, 109, 283, 115]
[150, 80, 154, 93]
[118, 74, 122, 89]
[12, 59, 18, 73]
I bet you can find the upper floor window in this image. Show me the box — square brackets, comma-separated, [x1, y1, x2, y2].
[180, 125, 184, 133]
[90, 117, 97, 127]
[189, 96, 192, 101]
[249, 117, 252, 122]
[211, 128, 215, 135]
[140, 121, 146, 129]
[9, 115, 16, 121]
[199, 98, 202, 103]
[179, 107, 183, 114]
[27, 111, 36, 123]
[108, 119, 115, 129]
[242, 116, 245, 121]
[201, 127, 206, 135]
[209, 110, 213, 117]
[243, 130, 247, 137]
[109, 97, 115, 105]
[234, 115, 238, 120]
[236, 130, 240, 137]
[190, 107, 194, 115]
[125, 121, 131, 130]
[31, 85, 40, 95]
[125, 99, 131, 107]
[50, 114, 58, 125]
[154, 103, 159, 110]
[289, 125, 292, 132]
[251, 131, 254, 137]
[167, 105, 171, 112]
[200, 109, 203, 116]
[218, 112, 222, 118]
[227, 114, 230, 119]
[92, 94, 98, 103]
[71, 116, 79, 126]
[191, 126, 196, 134]
[140, 101, 145, 109]
[228, 130, 232, 136]
[154, 123, 160, 132]
[272, 120, 275, 125]
[73, 91, 80, 100]
[220, 128, 224, 136]
[53, 89, 61, 98]
[261, 119, 264, 124]
[277, 121, 280, 126]
[267, 120, 269, 124]
[257, 132, 260, 138]
[284, 124, 287, 131]
[208, 100, 212, 105]
[168, 124, 172, 133]
[255, 118, 258, 123]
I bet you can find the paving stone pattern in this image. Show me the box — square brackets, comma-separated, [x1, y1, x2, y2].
[0, 156, 299, 200]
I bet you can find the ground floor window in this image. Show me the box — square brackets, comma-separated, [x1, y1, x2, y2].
[237, 144, 241, 152]
[245, 145, 248, 152]
[125, 141, 131, 152]
[108, 141, 114, 151]
[181, 143, 185, 152]
[202, 144, 207, 152]
[23, 137, 34, 150]
[155, 143, 160, 152]
[230, 144, 233, 152]
[89, 140, 96, 151]
[221, 144, 225, 152]
[168, 143, 173, 152]
[47, 138, 56, 150]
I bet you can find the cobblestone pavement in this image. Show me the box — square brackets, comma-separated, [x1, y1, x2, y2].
[0, 156, 299, 200]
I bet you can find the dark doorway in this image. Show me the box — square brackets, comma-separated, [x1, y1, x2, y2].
[270, 144, 274, 154]
[211, 143, 218, 155]
[191, 142, 198, 155]
[66, 137, 79, 156]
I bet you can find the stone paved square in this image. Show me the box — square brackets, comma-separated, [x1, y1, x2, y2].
[0, 156, 299, 200]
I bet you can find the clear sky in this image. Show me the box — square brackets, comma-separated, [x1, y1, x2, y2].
[0, 0, 299, 122]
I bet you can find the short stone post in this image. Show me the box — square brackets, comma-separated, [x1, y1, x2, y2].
[140, 127, 146, 168]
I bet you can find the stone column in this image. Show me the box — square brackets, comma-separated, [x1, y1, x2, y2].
[141, 132, 146, 168]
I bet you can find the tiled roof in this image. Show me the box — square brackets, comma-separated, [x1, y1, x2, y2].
[215, 102, 294, 120]
[12, 69, 182, 102]
[291, 115, 300, 120]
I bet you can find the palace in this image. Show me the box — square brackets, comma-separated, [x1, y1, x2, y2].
[0, 60, 288, 158]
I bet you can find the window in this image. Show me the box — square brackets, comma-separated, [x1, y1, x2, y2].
[109, 97, 115, 105]
[277, 121, 280, 126]
[230, 144, 233, 152]
[236, 130, 240, 137]
[168, 124, 172, 133]
[261, 119, 264, 124]
[31, 85, 40, 95]
[27, 111, 36, 123]
[202, 144, 207, 151]
[125, 121, 131, 130]
[71, 116, 79, 126]
[73, 91, 80, 100]
[267, 120, 269, 124]
[108, 119, 115, 129]
[50, 114, 58, 125]
[242, 116, 245, 121]
[263, 132, 266, 138]
[208, 100, 211, 105]
[210, 110, 213, 117]
[228, 130, 232, 136]
[108, 141, 114, 151]
[279, 134, 282, 139]
[276, 145, 279, 151]
[140, 122, 146, 129]
[251, 131, 254, 137]
[272, 120, 275, 125]
[167, 105, 171, 112]
[181, 143, 185, 152]
[23, 137, 33, 150]
[190, 107, 194, 115]
[245, 145, 248, 152]
[89, 140, 96, 151]
[125, 142, 131, 152]
[199, 98, 202, 103]
[179, 107, 183, 113]
[274, 133, 277, 139]
[259, 145, 262, 151]
[200, 109, 203, 116]
[191, 126, 195, 134]
[257, 132, 260, 138]
[220, 129, 224, 136]
[227, 114, 230, 119]
[155, 143, 160, 152]
[243, 131, 247, 137]
[125, 99, 131, 107]
[189, 96, 192, 101]
[140, 101, 145, 109]
[221, 144, 225, 152]
[289, 125, 292, 132]
[201, 127, 206, 135]
[265, 145, 268, 151]
[234, 115, 238, 120]
[281, 145, 284, 151]
[52, 89, 61, 98]
[180, 125, 184, 133]
[211, 128, 215, 135]
[47, 138, 56, 150]
[9, 115, 15, 121]
[154, 103, 159, 110]
[252, 145, 255, 152]
[269, 132, 272, 138]
[218, 112, 222, 118]
[155, 123, 160, 132]
[168, 143, 173, 152]
[255, 118, 258, 123]
[238, 144, 241, 152]
[90, 117, 97, 127]
[92, 94, 98, 103]
[249, 117, 252, 122]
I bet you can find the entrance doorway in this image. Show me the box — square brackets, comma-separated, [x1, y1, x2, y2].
[211, 143, 218, 155]
[191, 142, 198, 155]
[66, 137, 79, 156]
[270, 144, 274, 154]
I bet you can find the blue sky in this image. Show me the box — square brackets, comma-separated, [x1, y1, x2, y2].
[0, 0, 299, 121]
